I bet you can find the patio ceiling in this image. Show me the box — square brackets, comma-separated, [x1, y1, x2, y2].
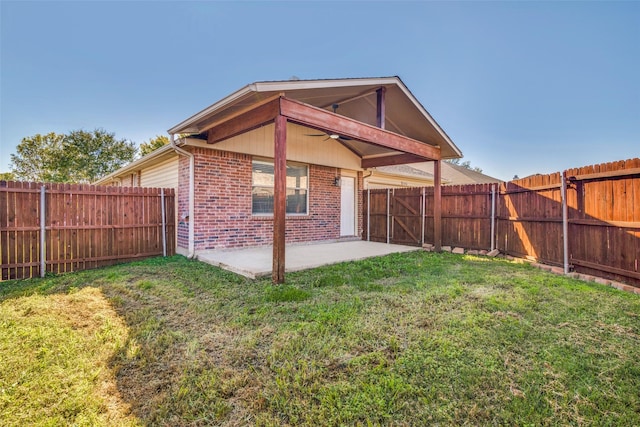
[197, 96, 441, 168]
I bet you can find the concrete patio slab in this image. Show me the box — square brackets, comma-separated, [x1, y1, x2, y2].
[196, 240, 420, 279]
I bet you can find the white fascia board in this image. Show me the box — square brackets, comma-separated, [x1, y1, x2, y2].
[167, 83, 257, 134]
[93, 143, 176, 185]
[252, 77, 398, 92]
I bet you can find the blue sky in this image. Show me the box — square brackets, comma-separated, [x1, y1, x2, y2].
[1, 1, 638, 181]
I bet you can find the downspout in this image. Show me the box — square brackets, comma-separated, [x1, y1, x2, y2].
[170, 134, 195, 258]
[362, 169, 374, 190]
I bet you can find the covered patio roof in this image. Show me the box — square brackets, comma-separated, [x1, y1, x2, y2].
[168, 76, 462, 160]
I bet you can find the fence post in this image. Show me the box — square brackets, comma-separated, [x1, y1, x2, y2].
[161, 188, 167, 257]
[421, 187, 425, 246]
[433, 160, 442, 252]
[561, 171, 569, 274]
[491, 184, 496, 251]
[40, 185, 46, 278]
[367, 189, 370, 242]
[386, 188, 390, 244]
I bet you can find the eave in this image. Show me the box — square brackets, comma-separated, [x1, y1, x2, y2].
[93, 143, 177, 185]
[168, 84, 257, 135]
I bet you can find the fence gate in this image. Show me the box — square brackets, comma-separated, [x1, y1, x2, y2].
[365, 189, 423, 246]
[390, 188, 423, 246]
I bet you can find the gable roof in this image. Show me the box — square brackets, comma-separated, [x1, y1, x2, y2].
[94, 142, 177, 185]
[373, 161, 500, 186]
[168, 76, 462, 159]
[374, 164, 437, 181]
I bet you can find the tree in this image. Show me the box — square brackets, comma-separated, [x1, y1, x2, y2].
[0, 172, 15, 181]
[10, 132, 67, 182]
[62, 129, 136, 183]
[139, 135, 169, 157]
[9, 129, 136, 183]
[445, 158, 483, 173]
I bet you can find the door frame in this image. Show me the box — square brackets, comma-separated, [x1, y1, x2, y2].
[340, 170, 358, 237]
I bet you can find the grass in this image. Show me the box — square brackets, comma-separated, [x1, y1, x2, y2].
[1, 252, 639, 426]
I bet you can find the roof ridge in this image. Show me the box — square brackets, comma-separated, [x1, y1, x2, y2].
[253, 76, 400, 84]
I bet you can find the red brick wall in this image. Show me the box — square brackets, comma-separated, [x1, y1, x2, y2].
[177, 147, 349, 251]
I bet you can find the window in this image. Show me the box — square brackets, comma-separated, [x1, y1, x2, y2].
[252, 160, 308, 215]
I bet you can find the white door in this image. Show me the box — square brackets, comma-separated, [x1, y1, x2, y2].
[340, 176, 356, 236]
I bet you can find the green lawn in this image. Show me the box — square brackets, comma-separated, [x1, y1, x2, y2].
[1, 252, 639, 426]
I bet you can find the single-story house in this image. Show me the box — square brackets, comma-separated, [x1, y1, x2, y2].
[96, 76, 463, 282]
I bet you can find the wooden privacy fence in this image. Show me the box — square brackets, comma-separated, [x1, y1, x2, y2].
[364, 158, 640, 287]
[0, 181, 175, 281]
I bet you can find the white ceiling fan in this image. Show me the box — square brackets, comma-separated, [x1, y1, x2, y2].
[304, 132, 352, 142]
[304, 104, 355, 142]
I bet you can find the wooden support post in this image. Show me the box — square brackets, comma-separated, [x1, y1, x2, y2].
[433, 160, 442, 251]
[376, 87, 386, 129]
[272, 114, 287, 284]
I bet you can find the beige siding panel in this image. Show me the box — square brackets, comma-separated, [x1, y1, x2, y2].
[194, 123, 362, 170]
[139, 156, 179, 246]
[140, 157, 179, 189]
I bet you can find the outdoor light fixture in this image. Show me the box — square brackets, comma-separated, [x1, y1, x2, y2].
[334, 177, 341, 187]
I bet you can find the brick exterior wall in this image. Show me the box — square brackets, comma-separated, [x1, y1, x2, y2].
[177, 147, 360, 252]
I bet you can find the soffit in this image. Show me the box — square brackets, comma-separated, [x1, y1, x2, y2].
[290, 123, 399, 158]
